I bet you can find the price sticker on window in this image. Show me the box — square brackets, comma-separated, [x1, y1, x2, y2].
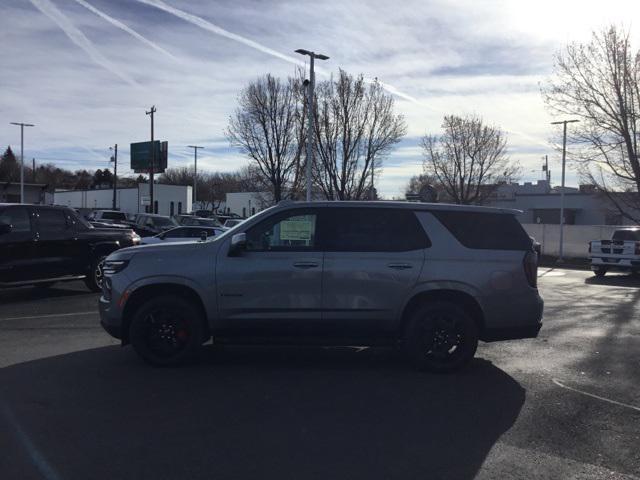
[280, 218, 313, 241]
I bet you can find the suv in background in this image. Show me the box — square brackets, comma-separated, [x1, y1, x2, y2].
[131, 213, 179, 237]
[99, 201, 543, 372]
[87, 210, 128, 224]
[0, 204, 140, 292]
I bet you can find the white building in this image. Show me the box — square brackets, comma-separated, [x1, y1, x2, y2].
[224, 192, 271, 218]
[54, 183, 192, 216]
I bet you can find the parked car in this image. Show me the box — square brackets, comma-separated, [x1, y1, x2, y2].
[87, 210, 129, 224]
[174, 214, 223, 227]
[99, 201, 543, 371]
[141, 226, 225, 245]
[131, 213, 179, 237]
[194, 209, 214, 218]
[223, 218, 244, 228]
[0, 203, 140, 292]
[588, 227, 640, 277]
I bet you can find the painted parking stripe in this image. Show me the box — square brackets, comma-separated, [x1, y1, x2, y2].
[552, 378, 640, 413]
[0, 311, 97, 322]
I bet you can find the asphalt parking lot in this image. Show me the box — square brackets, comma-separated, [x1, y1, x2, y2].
[0, 269, 639, 480]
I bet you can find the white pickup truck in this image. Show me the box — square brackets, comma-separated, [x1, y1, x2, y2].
[589, 228, 640, 277]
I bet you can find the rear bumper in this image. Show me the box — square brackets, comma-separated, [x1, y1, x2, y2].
[481, 291, 543, 342]
[482, 322, 542, 342]
[590, 257, 640, 270]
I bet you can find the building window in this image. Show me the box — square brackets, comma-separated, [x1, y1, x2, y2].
[154, 200, 158, 214]
[178, 202, 182, 214]
[170, 201, 175, 216]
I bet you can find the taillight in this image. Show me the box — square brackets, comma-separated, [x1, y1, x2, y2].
[523, 250, 538, 288]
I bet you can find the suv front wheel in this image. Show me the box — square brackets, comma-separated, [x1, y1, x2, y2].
[403, 301, 479, 373]
[129, 295, 204, 366]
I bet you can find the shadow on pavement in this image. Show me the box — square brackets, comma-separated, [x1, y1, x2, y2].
[584, 274, 640, 287]
[0, 284, 95, 305]
[0, 346, 525, 480]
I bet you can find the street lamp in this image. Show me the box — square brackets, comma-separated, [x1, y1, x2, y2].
[295, 49, 329, 202]
[550, 119, 580, 262]
[188, 145, 203, 208]
[9, 122, 35, 203]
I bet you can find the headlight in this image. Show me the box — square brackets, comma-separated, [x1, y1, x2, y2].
[103, 259, 129, 275]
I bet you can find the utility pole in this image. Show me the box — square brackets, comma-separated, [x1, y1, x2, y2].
[110, 144, 118, 210]
[9, 122, 35, 203]
[295, 49, 329, 201]
[146, 106, 156, 213]
[370, 162, 375, 200]
[551, 119, 579, 262]
[32, 158, 36, 183]
[187, 145, 203, 208]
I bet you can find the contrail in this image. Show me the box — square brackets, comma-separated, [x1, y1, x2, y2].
[30, 0, 137, 86]
[135, 0, 304, 66]
[134, 0, 424, 105]
[72, 0, 175, 60]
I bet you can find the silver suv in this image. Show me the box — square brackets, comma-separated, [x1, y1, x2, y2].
[99, 201, 543, 372]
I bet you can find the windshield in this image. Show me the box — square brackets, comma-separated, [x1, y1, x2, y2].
[612, 229, 640, 241]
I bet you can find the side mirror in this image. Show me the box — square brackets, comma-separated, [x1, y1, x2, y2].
[200, 230, 208, 242]
[229, 232, 246, 256]
[0, 223, 11, 235]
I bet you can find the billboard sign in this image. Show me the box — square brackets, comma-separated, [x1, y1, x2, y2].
[130, 140, 168, 173]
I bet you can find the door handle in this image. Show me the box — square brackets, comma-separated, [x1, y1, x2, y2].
[387, 263, 413, 270]
[293, 262, 319, 269]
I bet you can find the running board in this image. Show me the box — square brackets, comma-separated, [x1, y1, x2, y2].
[0, 275, 87, 287]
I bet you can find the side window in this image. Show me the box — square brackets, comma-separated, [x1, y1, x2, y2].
[166, 228, 186, 238]
[0, 207, 32, 233]
[146, 217, 156, 228]
[246, 211, 317, 252]
[323, 208, 430, 252]
[37, 209, 69, 233]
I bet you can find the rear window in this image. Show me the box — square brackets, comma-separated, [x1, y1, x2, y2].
[101, 211, 125, 220]
[432, 210, 531, 251]
[612, 230, 640, 242]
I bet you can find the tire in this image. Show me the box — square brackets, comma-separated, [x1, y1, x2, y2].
[402, 301, 479, 373]
[593, 267, 607, 278]
[84, 256, 106, 292]
[129, 295, 204, 366]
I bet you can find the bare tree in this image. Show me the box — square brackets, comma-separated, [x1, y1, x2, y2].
[313, 71, 407, 200]
[422, 115, 518, 204]
[227, 74, 304, 203]
[542, 26, 640, 221]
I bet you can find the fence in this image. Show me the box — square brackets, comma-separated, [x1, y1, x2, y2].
[521, 224, 627, 259]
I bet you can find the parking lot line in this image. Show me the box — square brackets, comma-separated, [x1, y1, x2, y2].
[0, 311, 97, 322]
[552, 378, 640, 413]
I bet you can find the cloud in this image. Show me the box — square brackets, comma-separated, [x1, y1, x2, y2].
[29, 0, 138, 86]
[72, 0, 176, 60]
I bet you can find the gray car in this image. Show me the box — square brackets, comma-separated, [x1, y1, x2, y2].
[99, 201, 543, 372]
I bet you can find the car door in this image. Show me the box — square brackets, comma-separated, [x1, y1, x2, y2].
[33, 207, 78, 279]
[216, 208, 323, 336]
[0, 205, 39, 284]
[320, 207, 429, 335]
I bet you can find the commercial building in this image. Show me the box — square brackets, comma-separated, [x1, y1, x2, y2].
[1, 182, 52, 204]
[54, 183, 192, 216]
[485, 180, 639, 225]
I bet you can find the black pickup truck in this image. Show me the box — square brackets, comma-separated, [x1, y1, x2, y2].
[0, 204, 140, 292]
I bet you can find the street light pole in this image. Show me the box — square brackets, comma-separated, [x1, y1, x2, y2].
[146, 106, 156, 213]
[110, 144, 118, 210]
[551, 119, 579, 262]
[295, 49, 329, 202]
[10, 122, 35, 203]
[188, 145, 203, 208]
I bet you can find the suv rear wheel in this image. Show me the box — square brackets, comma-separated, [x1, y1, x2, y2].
[129, 295, 204, 366]
[403, 301, 479, 373]
[593, 266, 607, 278]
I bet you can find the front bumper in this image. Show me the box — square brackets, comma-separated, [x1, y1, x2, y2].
[99, 294, 124, 340]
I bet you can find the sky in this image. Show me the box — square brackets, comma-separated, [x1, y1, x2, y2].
[1, 0, 639, 198]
